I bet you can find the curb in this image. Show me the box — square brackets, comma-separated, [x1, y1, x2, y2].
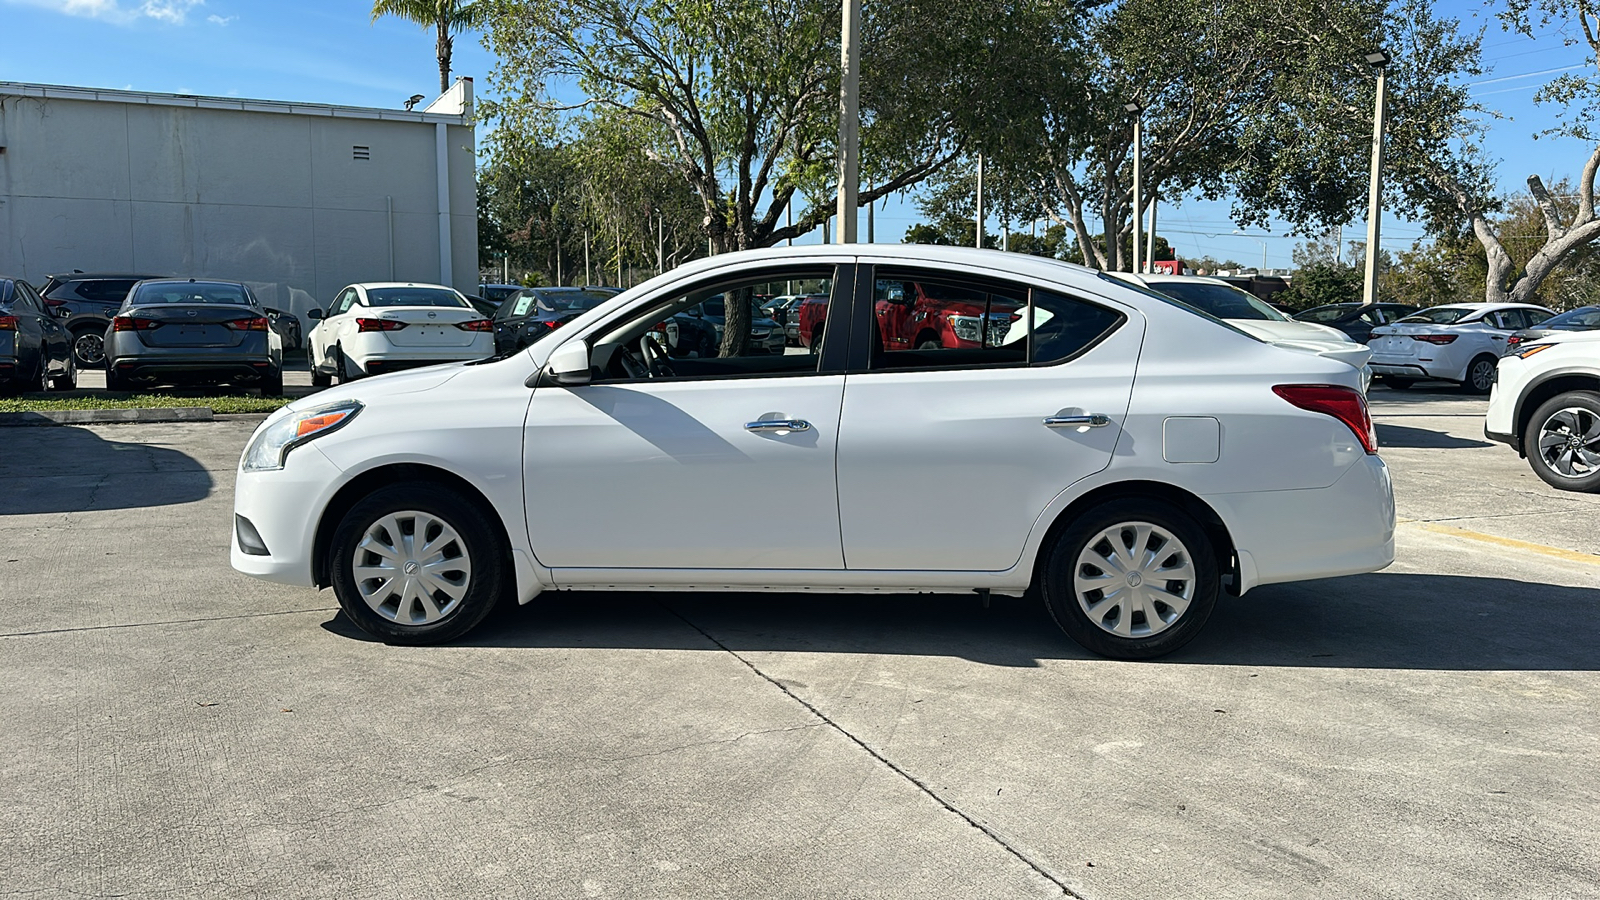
[0, 407, 215, 426]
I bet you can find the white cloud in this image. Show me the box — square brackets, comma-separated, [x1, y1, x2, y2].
[206, 13, 233, 25]
[4, 0, 205, 25]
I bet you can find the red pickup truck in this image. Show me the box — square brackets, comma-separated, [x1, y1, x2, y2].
[797, 278, 1021, 352]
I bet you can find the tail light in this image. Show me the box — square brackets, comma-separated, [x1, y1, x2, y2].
[454, 319, 494, 332]
[1411, 334, 1457, 345]
[112, 316, 161, 332]
[225, 317, 270, 331]
[0, 316, 16, 331]
[356, 318, 407, 332]
[1506, 335, 1524, 346]
[1273, 384, 1378, 454]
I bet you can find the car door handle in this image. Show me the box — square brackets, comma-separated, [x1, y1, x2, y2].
[745, 419, 812, 433]
[1044, 414, 1110, 428]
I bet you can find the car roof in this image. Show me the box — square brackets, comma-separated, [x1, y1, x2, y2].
[1420, 302, 1549, 311]
[48, 272, 166, 280]
[134, 278, 248, 288]
[1105, 272, 1237, 288]
[350, 282, 459, 291]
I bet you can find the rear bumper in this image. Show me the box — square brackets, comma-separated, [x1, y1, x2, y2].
[1371, 362, 1443, 380]
[110, 355, 278, 381]
[1206, 454, 1395, 594]
[1484, 427, 1518, 449]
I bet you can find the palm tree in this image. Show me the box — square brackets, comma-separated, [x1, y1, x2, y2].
[371, 0, 488, 97]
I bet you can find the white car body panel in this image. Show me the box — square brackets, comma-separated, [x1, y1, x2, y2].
[1486, 329, 1600, 443]
[233, 245, 1394, 612]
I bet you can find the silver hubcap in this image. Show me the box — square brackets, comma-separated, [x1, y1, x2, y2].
[1472, 361, 1494, 390]
[351, 510, 473, 626]
[1537, 407, 1600, 479]
[74, 333, 105, 366]
[1073, 521, 1197, 639]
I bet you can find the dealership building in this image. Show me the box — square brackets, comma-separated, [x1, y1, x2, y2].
[0, 79, 478, 322]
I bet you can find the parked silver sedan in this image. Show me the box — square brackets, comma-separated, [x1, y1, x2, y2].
[104, 279, 283, 394]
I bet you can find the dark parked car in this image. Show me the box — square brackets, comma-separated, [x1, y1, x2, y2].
[104, 279, 283, 395]
[1505, 305, 1600, 353]
[38, 272, 167, 368]
[698, 294, 786, 354]
[1292, 302, 1419, 343]
[478, 284, 523, 305]
[0, 277, 76, 394]
[263, 308, 302, 351]
[464, 294, 499, 318]
[492, 287, 621, 355]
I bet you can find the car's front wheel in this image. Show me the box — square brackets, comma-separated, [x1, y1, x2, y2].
[1526, 391, 1600, 493]
[1040, 498, 1220, 660]
[71, 329, 106, 369]
[329, 483, 508, 644]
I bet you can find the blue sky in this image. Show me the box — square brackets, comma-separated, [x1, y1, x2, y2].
[0, 0, 1593, 268]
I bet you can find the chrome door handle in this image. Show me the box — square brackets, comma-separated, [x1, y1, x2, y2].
[745, 419, 812, 433]
[1044, 414, 1110, 428]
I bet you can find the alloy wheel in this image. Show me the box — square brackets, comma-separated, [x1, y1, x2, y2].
[1469, 358, 1496, 392]
[73, 332, 106, 368]
[350, 510, 473, 626]
[1072, 521, 1197, 638]
[1537, 407, 1600, 478]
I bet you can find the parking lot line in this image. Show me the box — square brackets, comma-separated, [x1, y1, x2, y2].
[1400, 520, 1600, 567]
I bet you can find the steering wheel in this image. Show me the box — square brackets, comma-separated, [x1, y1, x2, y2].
[638, 335, 674, 378]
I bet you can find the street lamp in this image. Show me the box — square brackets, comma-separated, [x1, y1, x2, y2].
[1124, 102, 1143, 273]
[1361, 48, 1391, 305]
[1232, 230, 1269, 274]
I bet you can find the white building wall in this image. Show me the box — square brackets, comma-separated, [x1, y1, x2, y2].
[0, 82, 477, 324]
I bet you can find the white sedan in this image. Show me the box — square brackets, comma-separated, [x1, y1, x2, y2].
[1368, 302, 1555, 393]
[232, 246, 1394, 660]
[306, 282, 493, 385]
[1107, 273, 1373, 390]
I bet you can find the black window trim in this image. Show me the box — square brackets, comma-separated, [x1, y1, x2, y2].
[568, 262, 855, 387]
[845, 264, 1127, 375]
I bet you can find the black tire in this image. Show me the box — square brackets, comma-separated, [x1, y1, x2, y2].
[334, 344, 357, 382]
[1524, 391, 1600, 493]
[71, 329, 107, 369]
[311, 365, 331, 388]
[104, 366, 128, 392]
[1039, 498, 1220, 660]
[260, 368, 284, 397]
[916, 336, 941, 350]
[808, 328, 823, 354]
[49, 354, 76, 391]
[33, 357, 51, 394]
[1462, 354, 1498, 394]
[1382, 377, 1416, 391]
[329, 483, 508, 644]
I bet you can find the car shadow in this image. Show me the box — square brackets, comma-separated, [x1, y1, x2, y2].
[1376, 423, 1492, 449]
[323, 571, 1599, 671]
[0, 425, 213, 515]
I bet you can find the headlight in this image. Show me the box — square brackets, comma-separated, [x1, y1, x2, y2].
[241, 400, 363, 472]
[1516, 344, 1554, 359]
[947, 314, 1016, 346]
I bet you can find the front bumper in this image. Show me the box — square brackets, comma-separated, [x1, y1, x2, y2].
[230, 441, 347, 587]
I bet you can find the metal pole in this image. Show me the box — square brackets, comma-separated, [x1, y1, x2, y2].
[1130, 116, 1142, 273]
[658, 213, 665, 275]
[1363, 62, 1389, 305]
[835, 0, 862, 243]
[584, 229, 591, 285]
[1145, 195, 1157, 272]
[975, 154, 984, 248]
[786, 199, 793, 247]
[867, 192, 875, 244]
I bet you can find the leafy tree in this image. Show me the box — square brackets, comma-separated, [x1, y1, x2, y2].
[1278, 263, 1364, 310]
[371, 0, 489, 95]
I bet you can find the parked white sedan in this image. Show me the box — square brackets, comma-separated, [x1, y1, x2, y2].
[306, 282, 493, 385]
[1368, 302, 1555, 393]
[233, 246, 1394, 660]
[1108, 273, 1373, 389]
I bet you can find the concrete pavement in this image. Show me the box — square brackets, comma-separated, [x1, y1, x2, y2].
[0, 391, 1596, 899]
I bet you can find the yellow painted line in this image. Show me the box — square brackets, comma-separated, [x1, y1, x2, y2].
[1402, 521, 1600, 566]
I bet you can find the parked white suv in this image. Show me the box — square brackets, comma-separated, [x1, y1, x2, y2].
[232, 246, 1394, 660]
[1486, 330, 1600, 492]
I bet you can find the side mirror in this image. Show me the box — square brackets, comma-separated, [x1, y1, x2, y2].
[546, 340, 592, 386]
[306, 308, 324, 320]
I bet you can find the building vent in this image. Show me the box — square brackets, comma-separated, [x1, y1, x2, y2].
[352, 145, 371, 160]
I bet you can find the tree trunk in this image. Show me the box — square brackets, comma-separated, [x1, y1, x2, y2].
[720, 285, 753, 357]
[436, 18, 452, 96]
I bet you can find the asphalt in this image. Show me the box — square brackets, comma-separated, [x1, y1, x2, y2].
[0, 385, 1596, 899]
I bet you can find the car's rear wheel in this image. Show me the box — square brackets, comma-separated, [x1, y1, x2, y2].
[260, 368, 284, 397]
[71, 330, 106, 369]
[49, 354, 76, 391]
[1382, 377, 1416, 390]
[104, 366, 128, 392]
[1040, 498, 1220, 660]
[1526, 391, 1600, 493]
[310, 355, 331, 388]
[1463, 354, 1498, 394]
[329, 483, 508, 644]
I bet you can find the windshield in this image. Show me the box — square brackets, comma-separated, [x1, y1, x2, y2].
[1545, 306, 1600, 328]
[1396, 307, 1475, 325]
[364, 287, 467, 308]
[1145, 282, 1287, 321]
[535, 290, 615, 313]
[1295, 305, 1352, 324]
[130, 282, 251, 306]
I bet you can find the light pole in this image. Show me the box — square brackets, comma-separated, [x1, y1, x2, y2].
[1232, 230, 1269, 274]
[1124, 102, 1143, 273]
[835, 0, 862, 244]
[975, 154, 985, 248]
[1362, 49, 1390, 305]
